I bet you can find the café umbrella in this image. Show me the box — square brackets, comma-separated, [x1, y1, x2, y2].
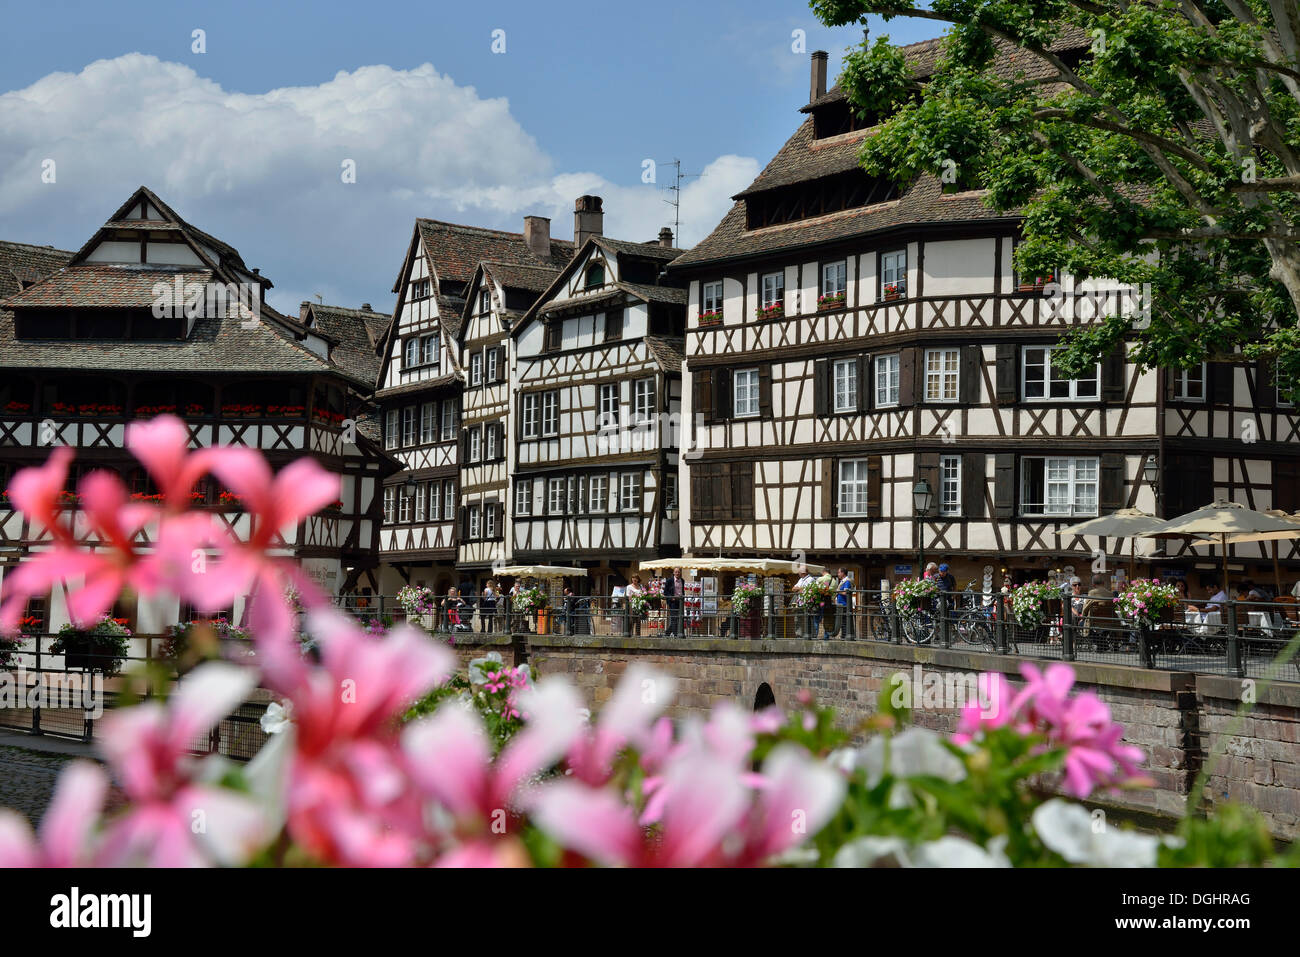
[636, 557, 828, 576]
[1059, 508, 1170, 579]
[1188, 509, 1300, 597]
[1143, 501, 1300, 597]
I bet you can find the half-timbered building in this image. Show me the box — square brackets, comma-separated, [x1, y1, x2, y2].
[669, 49, 1300, 591]
[0, 187, 395, 633]
[511, 197, 686, 594]
[374, 217, 571, 595]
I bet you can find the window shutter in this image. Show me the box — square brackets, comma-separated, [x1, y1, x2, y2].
[732, 463, 754, 519]
[693, 369, 714, 423]
[1274, 459, 1300, 512]
[899, 347, 917, 406]
[606, 308, 624, 340]
[1101, 343, 1126, 402]
[917, 452, 940, 506]
[994, 453, 1015, 518]
[962, 453, 986, 518]
[1211, 362, 1234, 405]
[857, 354, 871, 413]
[608, 472, 621, 512]
[867, 455, 882, 515]
[1163, 368, 1177, 402]
[995, 344, 1018, 404]
[758, 364, 773, 417]
[822, 458, 837, 519]
[813, 359, 829, 417]
[1255, 358, 1277, 410]
[691, 470, 708, 522]
[961, 345, 982, 404]
[459, 428, 468, 462]
[497, 423, 507, 460]
[1099, 454, 1126, 511]
[458, 506, 468, 538]
[715, 368, 733, 420]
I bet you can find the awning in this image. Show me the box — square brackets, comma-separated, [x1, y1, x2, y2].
[637, 557, 827, 576]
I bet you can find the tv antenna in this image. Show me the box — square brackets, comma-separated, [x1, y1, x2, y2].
[661, 158, 700, 246]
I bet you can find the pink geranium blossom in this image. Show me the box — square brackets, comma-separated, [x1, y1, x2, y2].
[0, 761, 108, 867]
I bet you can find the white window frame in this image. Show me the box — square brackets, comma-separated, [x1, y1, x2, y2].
[760, 271, 784, 309]
[1021, 345, 1100, 402]
[398, 489, 413, 524]
[702, 280, 723, 315]
[821, 261, 847, 300]
[881, 249, 907, 298]
[515, 480, 532, 517]
[470, 352, 482, 386]
[599, 383, 619, 430]
[402, 406, 417, 446]
[1020, 456, 1099, 518]
[443, 480, 456, 519]
[734, 368, 760, 418]
[484, 503, 496, 539]
[1173, 363, 1206, 401]
[414, 481, 427, 523]
[634, 377, 655, 423]
[838, 459, 871, 516]
[589, 475, 608, 513]
[542, 391, 559, 437]
[440, 403, 455, 442]
[833, 358, 857, 413]
[480, 289, 491, 314]
[468, 504, 481, 539]
[875, 354, 900, 408]
[1277, 368, 1295, 408]
[469, 428, 481, 463]
[422, 335, 438, 366]
[485, 424, 497, 461]
[924, 348, 960, 403]
[383, 486, 396, 524]
[428, 480, 441, 521]
[487, 348, 498, 382]
[385, 410, 399, 450]
[404, 338, 419, 369]
[420, 402, 435, 444]
[547, 478, 566, 514]
[522, 393, 540, 439]
[620, 473, 641, 512]
[939, 455, 961, 516]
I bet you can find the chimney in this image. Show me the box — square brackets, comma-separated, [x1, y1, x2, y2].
[573, 195, 604, 254]
[658, 227, 674, 248]
[523, 215, 551, 257]
[300, 300, 311, 323]
[810, 50, 828, 103]
[361, 303, 372, 312]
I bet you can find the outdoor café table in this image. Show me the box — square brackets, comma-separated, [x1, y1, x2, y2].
[1246, 610, 1282, 631]
[1185, 609, 1222, 635]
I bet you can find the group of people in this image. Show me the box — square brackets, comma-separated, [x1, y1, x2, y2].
[612, 569, 688, 636]
[792, 567, 856, 639]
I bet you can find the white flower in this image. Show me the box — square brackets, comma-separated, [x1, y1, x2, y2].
[259, 700, 293, 734]
[832, 835, 1009, 868]
[468, 652, 504, 686]
[1031, 799, 1161, 867]
[847, 727, 966, 787]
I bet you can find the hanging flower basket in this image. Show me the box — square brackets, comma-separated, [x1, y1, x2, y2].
[51, 616, 132, 675]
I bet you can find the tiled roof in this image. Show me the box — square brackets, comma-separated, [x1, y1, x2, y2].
[3, 264, 211, 308]
[304, 302, 392, 385]
[0, 240, 74, 312]
[732, 124, 869, 198]
[481, 260, 564, 294]
[644, 336, 684, 373]
[415, 219, 574, 288]
[374, 372, 461, 401]
[592, 236, 681, 261]
[537, 281, 687, 315]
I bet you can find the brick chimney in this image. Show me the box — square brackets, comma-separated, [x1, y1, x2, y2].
[523, 215, 551, 257]
[658, 227, 674, 248]
[361, 303, 372, 312]
[810, 50, 828, 103]
[300, 301, 311, 323]
[574, 195, 604, 254]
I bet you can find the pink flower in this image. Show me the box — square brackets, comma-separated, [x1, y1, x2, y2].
[564, 664, 675, 786]
[0, 761, 107, 867]
[125, 415, 214, 510]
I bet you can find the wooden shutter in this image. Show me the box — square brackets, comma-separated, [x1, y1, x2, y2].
[459, 428, 468, 462]
[962, 452, 986, 518]
[758, 364, 773, 417]
[715, 368, 733, 420]
[961, 345, 982, 404]
[1101, 343, 1126, 402]
[693, 369, 715, 423]
[899, 348, 917, 406]
[813, 359, 829, 417]
[732, 463, 754, 520]
[691, 469, 709, 521]
[1274, 459, 1300, 512]
[606, 308, 624, 340]
[917, 451, 940, 505]
[1099, 453, 1126, 511]
[1163, 368, 1177, 402]
[857, 354, 871, 413]
[1255, 358, 1277, 410]
[867, 455, 882, 515]
[822, 458, 837, 519]
[994, 453, 1015, 518]
[457, 506, 468, 538]
[995, 344, 1018, 404]
[1211, 362, 1234, 405]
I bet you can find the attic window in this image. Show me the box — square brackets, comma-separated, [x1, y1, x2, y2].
[585, 264, 605, 289]
[812, 101, 873, 139]
[745, 169, 900, 230]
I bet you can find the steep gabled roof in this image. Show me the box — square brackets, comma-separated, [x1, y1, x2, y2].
[412, 219, 574, 290]
[0, 240, 73, 302]
[302, 302, 392, 386]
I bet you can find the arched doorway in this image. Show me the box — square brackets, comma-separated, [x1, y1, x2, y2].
[753, 682, 776, 711]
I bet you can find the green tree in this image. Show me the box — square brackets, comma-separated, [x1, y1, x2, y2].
[811, 0, 1300, 393]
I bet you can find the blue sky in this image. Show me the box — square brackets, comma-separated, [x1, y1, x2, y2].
[0, 0, 943, 312]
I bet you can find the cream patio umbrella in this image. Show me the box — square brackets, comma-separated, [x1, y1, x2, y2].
[1188, 510, 1300, 597]
[637, 557, 828, 576]
[492, 565, 589, 578]
[1060, 508, 1171, 579]
[1144, 501, 1300, 598]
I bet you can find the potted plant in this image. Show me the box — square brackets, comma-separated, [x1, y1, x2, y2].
[184, 403, 207, 417]
[3, 400, 31, 415]
[731, 581, 763, 638]
[817, 291, 846, 310]
[755, 302, 784, 321]
[161, 617, 252, 674]
[396, 585, 437, 626]
[217, 491, 243, 509]
[882, 282, 905, 302]
[50, 615, 132, 675]
[1008, 580, 1061, 643]
[698, 309, 724, 326]
[1114, 579, 1180, 628]
[1018, 271, 1055, 292]
[0, 617, 37, 666]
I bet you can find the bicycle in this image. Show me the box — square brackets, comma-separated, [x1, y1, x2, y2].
[954, 584, 996, 648]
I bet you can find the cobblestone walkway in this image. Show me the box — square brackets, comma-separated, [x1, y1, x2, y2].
[0, 742, 125, 826]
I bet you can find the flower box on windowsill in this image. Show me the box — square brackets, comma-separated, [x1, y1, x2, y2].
[2, 401, 32, 415]
[817, 294, 846, 311]
[755, 305, 784, 321]
[1017, 276, 1055, 293]
[881, 286, 904, 303]
[698, 311, 724, 327]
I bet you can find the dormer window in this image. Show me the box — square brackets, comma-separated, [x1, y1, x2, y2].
[585, 263, 605, 289]
[411, 279, 431, 300]
[479, 289, 491, 314]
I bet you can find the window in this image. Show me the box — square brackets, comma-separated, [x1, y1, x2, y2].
[398, 488, 413, 523]
[838, 459, 871, 516]
[516, 480, 532, 517]
[634, 378, 655, 423]
[420, 402, 436, 444]
[1021, 456, 1099, 517]
[440, 402, 456, 441]
[664, 474, 678, 511]
[567, 476, 582, 515]
[404, 339, 419, 369]
[485, 423, 498, 460]
[484, 503, 496, 539]
[470, 353, 482, 386]
[383, 486, 396, 524]
[542, 391, 559, 436]
[443, 479, 456, 518]
[702, 280, 723, 317]
[486, 348, 498, 382]
[821, 261, 847, 305]
[522, 393, 540, 439]
[925, 349, 960, 403]
[469, 428, 481, 462]
[881, 249, 907, 298]
[620, 473, 641, 512]
[1277, 368, 1295, 408]
[385, 410, 398, 450]
[545, 322, 563, 352]
[410, 278, 430, 300]
[589, 475, 608, 512]
[479, 289, 490, 314]
[939, 455, 961, 516]
[402, 406, 417, 446]
[1022, 346, 1100, 401]
[833, 358, 858, 413]
[599, 384, 619, 430]
[414, 481, 427, 523]
[734, 368, 760, 418]
[422, 335, 438, 366]
[1173, 364, 1206, 401]
[468, 505, 481, 539]
[547, 478, 566, 513]
[605, 309, 623, 342]
[761, 272, 784, 309]
[586, 263, 605, 288]
[875, 354, 900, 407]
[428, 480, 441, 521]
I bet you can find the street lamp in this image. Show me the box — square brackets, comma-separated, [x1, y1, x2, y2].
[912, 479, 934, 574]
[403, 474, 418, 498]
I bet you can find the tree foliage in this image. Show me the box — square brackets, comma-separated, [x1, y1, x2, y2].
[811, 0, 1300, 393]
